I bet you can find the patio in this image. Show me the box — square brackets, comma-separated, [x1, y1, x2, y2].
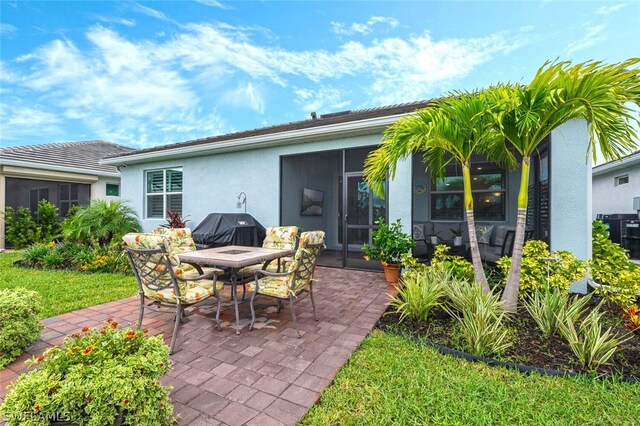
[1, 267, 390, 426]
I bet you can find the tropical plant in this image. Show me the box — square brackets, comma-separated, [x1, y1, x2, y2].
[364, 91, 511, 293]
[523, 289, 592, 338]
[0, 288, 43, 369]
[0, 320, 175, 426]
[450, 223, 462, 237]
[590, 220, 640, 308]
[390, 267, 448, 322]
[558, 302, 632, 370]
[161, 208, 189, 229]
[34, 199, 61, 243]
[21, 243, 51, 266]
[497, 240, 586, 293]
[443, 281, 511, 356]
[62, 200, 142, 248]
[362, 217, 415, 264]
[489, 59, 640, 312]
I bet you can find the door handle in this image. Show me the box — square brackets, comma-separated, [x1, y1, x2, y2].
[344, 214, 348, 224]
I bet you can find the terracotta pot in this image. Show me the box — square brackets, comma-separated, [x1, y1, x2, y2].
[381, 261, 400, 284]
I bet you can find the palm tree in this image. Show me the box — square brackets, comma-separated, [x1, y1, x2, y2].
[364, 91, 511, 293]
[490, 59, 640, 312]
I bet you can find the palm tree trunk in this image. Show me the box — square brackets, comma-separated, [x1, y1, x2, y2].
[463, 164, 490, 293]
[501, 156, 530, 312]
[466, 209, 490, 293]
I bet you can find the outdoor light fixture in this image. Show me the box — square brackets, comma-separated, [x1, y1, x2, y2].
[236, 192, 247, 213]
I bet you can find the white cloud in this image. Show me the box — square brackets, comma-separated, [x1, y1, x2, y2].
[0, 104, 61, 140]
[595, 3, 626, 15]
[294, 86, 351, 113]
[0, 23, 17, 35]
[95, 16, 136, 27]
[567, 24, 606, 54]
[4, 20, 526, 146]
[194, 0, 229, 9]
[331, 16, 399, 36]
[221, 81, 265, 113]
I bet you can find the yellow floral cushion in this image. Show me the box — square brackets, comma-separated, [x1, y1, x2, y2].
[249, 276, 296, 298]
[298, 230, 326, 248]
[145, 282, 214, 304]
[263, 226, 299, 250]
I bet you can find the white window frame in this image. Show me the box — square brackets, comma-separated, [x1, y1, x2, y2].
[144, 168, 183, 220]
[614, 174, 629, 186]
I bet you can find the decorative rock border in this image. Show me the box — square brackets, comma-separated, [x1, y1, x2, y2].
[376, 321, 640, 384]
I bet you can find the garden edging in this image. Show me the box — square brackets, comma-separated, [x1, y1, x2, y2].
[376, 320, 640, 384]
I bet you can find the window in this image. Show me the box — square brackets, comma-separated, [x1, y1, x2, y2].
[29, 188, 49, 212]
[59, 183, 79, 217]
[145, 168, 182, 219]
[615, 174, 629, 186]
[106, 183, 120, 196]
[431, 163, 506, 221]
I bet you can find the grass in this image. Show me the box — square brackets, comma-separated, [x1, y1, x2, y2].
[0, 251, 136, 318]
[302, 331, 640, 425]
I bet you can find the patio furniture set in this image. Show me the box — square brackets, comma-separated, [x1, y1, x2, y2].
[122, 226, 325, 354]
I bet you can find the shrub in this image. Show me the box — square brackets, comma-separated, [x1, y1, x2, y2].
[558, 302, 632, 370]
[443, 282, 511, 356]
[0, 288, 43, 369]
[590, 220, 640, 308]
[497, 240, 586, 293]
[42, 248, 66, 269]
[390, 268, 448, 322]
[62, 200, 142, 248]
[3, 201, 61, 249]
[0, 320, 175, 426]
[523, 290, 592, 338]
[431, 245, 474, 282]
[21, 243, 52, 266]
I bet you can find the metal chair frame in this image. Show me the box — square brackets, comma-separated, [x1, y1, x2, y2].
[124, 245, 221, 354]
[249, 242, 324, 338]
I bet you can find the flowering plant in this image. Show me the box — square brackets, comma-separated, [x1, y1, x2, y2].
[0, 320, 175, 425]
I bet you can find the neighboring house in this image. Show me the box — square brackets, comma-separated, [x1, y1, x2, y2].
[102, 102, 592, 285]
[592, 150, 640, 218]
[0, 140, 133, 249]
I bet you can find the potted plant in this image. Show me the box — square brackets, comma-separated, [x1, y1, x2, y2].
[450, 223, 463, 246]
[428, 223, 440, 245]
[362, 218, 415, 283]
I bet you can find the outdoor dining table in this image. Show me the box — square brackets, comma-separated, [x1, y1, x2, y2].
[177, 245, 294, 335]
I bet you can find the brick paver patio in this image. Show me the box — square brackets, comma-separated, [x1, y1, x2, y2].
[1, 267, 390, 425]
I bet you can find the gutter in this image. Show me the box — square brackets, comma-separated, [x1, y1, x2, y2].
[101, 113, 405, 166]
[592, 152, 640, 177]
[0, 159, 121, 178]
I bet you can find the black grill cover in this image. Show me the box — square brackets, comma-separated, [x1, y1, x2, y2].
[192, 213, 266, 249]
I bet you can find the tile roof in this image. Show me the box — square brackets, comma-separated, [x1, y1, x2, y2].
[105, 100, 433, 159]
[0, 140, 134, 174]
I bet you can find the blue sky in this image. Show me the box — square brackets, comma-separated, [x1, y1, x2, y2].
[1, 1, 638, 149]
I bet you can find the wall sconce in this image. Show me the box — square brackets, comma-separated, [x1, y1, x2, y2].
[236, 192, 247, 213]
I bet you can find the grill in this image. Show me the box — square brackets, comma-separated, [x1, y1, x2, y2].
[192, 213, 266, 249]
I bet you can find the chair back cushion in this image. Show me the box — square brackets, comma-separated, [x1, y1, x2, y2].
[412, 223, 426, 241]
[263, 226, 299, 250]
[287, 230, 325, 293]
[476, 225, 494, 244]
[152, 227, 197, 256]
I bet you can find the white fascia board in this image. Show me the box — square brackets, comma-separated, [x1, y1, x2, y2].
[0, 159, 120, 178]
[101, 114, 406, 166]
[592, 153, 640, 177]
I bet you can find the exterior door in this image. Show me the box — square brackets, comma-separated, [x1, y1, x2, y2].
[343, 173, 387, 269]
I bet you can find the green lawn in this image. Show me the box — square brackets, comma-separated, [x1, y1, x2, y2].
[302, 331, 640, 425]
[0, 251, 137, 318]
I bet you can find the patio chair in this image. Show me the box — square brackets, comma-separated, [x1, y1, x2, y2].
[122, 233, 224, 354]
[239, 226, 299, 275]
[152, 227, 223, 278]
[248, 230, 325, 338]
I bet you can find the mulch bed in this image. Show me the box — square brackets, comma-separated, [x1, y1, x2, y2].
[378, 297, 640, 380]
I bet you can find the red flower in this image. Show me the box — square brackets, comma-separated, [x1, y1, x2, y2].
[125, 330, 137, 339]
[82, 327, 90, 333]
[142, 328, 149, 334]
[87, 397, 93, 403]
[35, 355, 45, 364]
[82, 345, 94, 356]
[34, 405, 40, 411]
[123, 399, 129, 405]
